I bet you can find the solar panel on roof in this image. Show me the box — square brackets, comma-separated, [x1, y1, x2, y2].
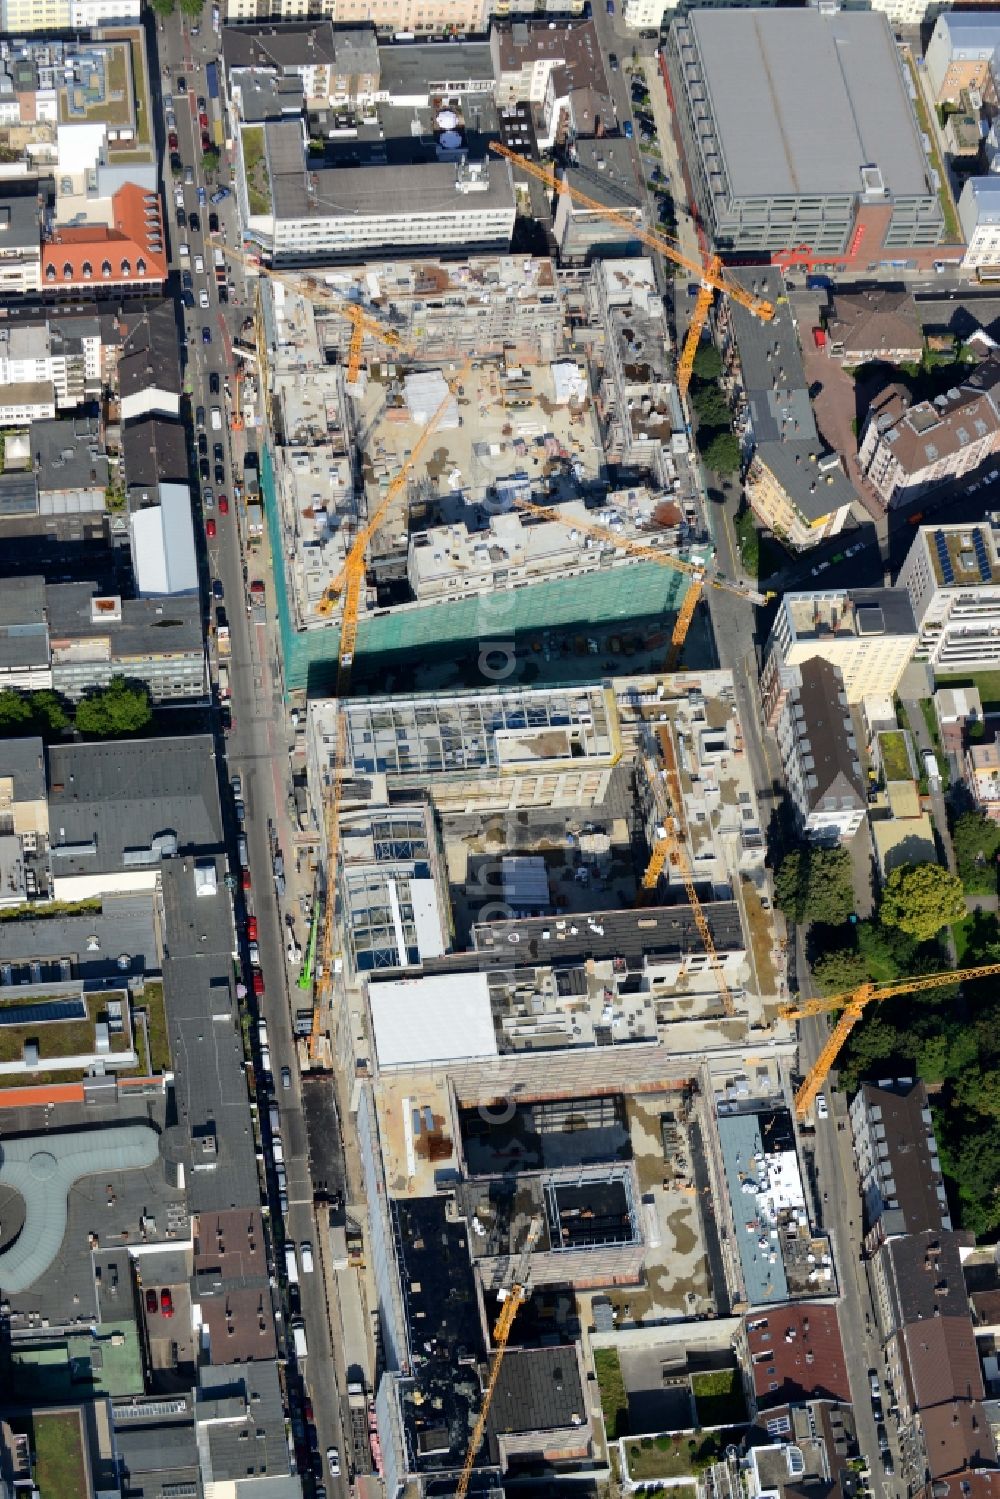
[935, 530, 955, 585]
[974, 531, 991, 583]
[0, 997, 87, 1027]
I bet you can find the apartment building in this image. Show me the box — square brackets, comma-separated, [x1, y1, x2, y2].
[859, 365, 1000, 509]
[222, 21, 378, 107]
[237, 120, 515, 262]
[0, 315, 102, 411]
[222, 0, 485, 25]
[0, 194, 42, 297]
[41, 184, 167, 297]
[0, 0, 138, 24]
[849, 1079, 951, 1255]
[897, 521, 1000, 671]
[771, 657, 866, 842]
[966, 734, 1000, 820]
[823, 289, 923, 366]
[959, 178, 1000, 277]
[721, 269, 855, 552]
[117, 303, 181, 422]
[925, 13, 999, 105]
[491, 18, 612, 149]
[762, 589, 917, 708]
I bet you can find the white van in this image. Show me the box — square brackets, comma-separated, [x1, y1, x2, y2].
[210, 405, 222, 430]
[260, 1045, 271, 1075]
[300, 1241, 315, 1273]
[258, 1019, 268, 1047]
[285, 1244, 299, 1284]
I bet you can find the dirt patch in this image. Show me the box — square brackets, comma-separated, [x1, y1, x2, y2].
[665, 1207, 697, 1257]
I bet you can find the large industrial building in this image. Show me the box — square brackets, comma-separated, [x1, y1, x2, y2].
[664, 9, 948, 266]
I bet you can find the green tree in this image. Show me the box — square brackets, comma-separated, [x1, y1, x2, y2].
[701, 430, 741, 475]
[691, 383, 730, 428]
[692, 343, 722, 382]
[811, 945, 868, 996]
[151, 0, 175, 13]
[202, 145, 220, 171]
[179, 0, 203, 15]
[28, 690, 69, 738]
[774, 845, 854, 926]
[952, 811, 1000, 894]
[75, 677, 152, 738]
[0, 690, 33, 733]
[880, 861, 966, 942]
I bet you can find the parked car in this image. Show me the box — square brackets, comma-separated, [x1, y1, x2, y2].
[209, 371, 220, 394]
[206, 517, 217, 539]
[235, 799, 245, 824]
[216, 494, 228, 514]
[199, 288, 210, 308]
[253, 970, 264, 997]
[145, 1288, 158, 1313]
[882, 1453, 894, 1476]
[209, 212, 220, 233]
[301, 1242, 315, 1273]
[212, 578, 224, 600]
[160, 1288, 174, 1318]
[199, 110, 209, 129]
[202, 326, 212, 344]
[816, 1094, 828, 1119]
[179, 241, 190, 261]
[623, 119, 632, 138]
[214, 441, 225, 463]
[182, 290, 195, 310]
[327, 1448, 340, 1477]
[194, 253, 204, 274]
[215, 463, 225, 485]
[189, 210, 200, 231]
[196, 404, 206, 429]
[203, 487, 214, 511]
[281, 1065, 291, 1090]
[869, 1371, 881, 1402]
[183, 270, 193, 291]
[210, 186, 230, 204]
[199, 457, 210, 481]
[248, 941, 260, 966]
[168, 131, 178, 151]
[197, 185, 207, 205]
[175, 206, 186, 229]
[198, 432, 208, 457]
[184, 165, 194, 185]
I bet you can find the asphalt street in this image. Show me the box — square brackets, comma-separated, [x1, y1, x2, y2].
[152, 9, 348, 1493]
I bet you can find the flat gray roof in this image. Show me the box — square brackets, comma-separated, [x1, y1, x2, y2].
[0, 575, 48, 669]
[197, 1363, 291, 1483]
[0, 1124, 161, 1294]
[0, 735, 45, 804]
[378, 39, 495, 95]
[47, 581, 203, 658]
[30, 415, 109, 492]
[159, 859, 261, 1214]
[274, 151, 514, 221]
[686, 9, 931, 201]
[48, 734, 223, 876]
[0, 471, 39, 517]
[0, 192, 41, 250]
[0, 892, 158, 981]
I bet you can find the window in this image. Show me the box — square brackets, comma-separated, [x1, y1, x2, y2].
[63, 261, 73, 279]
[102, 260, 112, 277]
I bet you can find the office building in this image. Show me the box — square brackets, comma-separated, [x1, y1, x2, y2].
[236, 120, 515, 262]
[721, 269, 856, 551]
[859, 365, 1000, 508]
[763, 588, 917, 707]
[491, 18, 613, 150]
[665, 9, 946, 264]
[897, 521, 1000, 671]
[553, 140, 645, 263]
[42, 184, 167, 296]
[771, 657, 866, 842]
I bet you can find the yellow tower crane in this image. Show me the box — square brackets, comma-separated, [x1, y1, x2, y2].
[638, 725, 735, 1017]
[489, 144, 775, 396]
[456, 1220, 541, 1499]
[307, 364, 473, 1054]
[780, 961, 1000, 1119]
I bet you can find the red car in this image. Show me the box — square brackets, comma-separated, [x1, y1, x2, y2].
[199, 110, 209, 129]
[206, 518, 217, 538]
[201, 132, 211, 153]
[247, 915, 258, 941]
[145, 1288, 157, 1314]
[241, 867, 252, 891]
[168, 130, 178, 150]
[218, 495, 229, 514]
[160, 1288, 174, 1318]
[253, 971, 265, 997]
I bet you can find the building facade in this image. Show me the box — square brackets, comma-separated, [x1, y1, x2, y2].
[664, 9, 946, 264]
[771, 657, 867, 842]
[849, 1079, 951, 1255]
[959, 178, 1000, 276]
[763, 589, 918, 708]
[925, 13, 999, 105]
[860, 370, 1000, 508]
[897, 521, 1000, 671]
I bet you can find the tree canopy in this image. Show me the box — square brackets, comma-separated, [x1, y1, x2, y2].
[880, 861, 966, 942]
[691, 343, 722, 382]
[0, 688, 70, 740]
[75, 678, 152, 738]
[773, 845, 855, 926]
[701, 430, 741, 475]
[952, 811, 1000, 895]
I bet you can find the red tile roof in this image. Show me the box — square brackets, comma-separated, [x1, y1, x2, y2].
[42, 183, 166, 289]
[745, 1304, 852, 1409]
[902, 1316, 985, 1410]
[917, 1401, 997, 1482]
